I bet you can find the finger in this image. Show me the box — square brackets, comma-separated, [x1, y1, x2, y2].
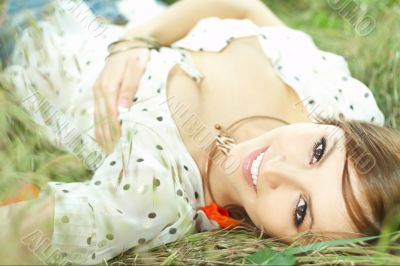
[103, 58, 130, 145]
[94, 81, 115, 153]
[95, 110, 107, 153]
[93, 82, 105, 148]
[101, 84, 122, 150]
[105, 101, 121, 151]
[94, 56, 128, 152]
[118, 50, 149, 107]
[98, 100, 114, 153]
[94, 90, 111, 152]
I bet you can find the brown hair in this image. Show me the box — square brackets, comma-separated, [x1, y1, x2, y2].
[225, 117, 400, 241]
[328, 117, 400, 236]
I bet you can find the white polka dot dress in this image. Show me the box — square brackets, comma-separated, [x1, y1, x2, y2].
[0, 2, 206, 265]
[0, 4, 385, 265]
[173, 17, 385, 126]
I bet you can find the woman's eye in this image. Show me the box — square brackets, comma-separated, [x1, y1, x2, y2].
[294, 196, 307, 227]
[310, 136, 327, 164]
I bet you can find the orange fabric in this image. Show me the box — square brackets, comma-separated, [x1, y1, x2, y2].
[0, 183, 40, 206]
[200, 202, 241, 229]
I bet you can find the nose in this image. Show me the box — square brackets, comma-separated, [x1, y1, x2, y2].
[260, 154, 308, 190]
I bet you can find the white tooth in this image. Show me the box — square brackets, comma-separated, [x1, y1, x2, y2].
[256, 153, 265, 168]
[253, 159, 261, 168]
[251, 175, 258, 185]
[251, 165, 258, 175]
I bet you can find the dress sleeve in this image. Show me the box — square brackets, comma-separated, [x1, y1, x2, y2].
[256, 26, 385, 126]
[172, 17, 260, 52]
[40, 121, 197, 265]
[173, 17, 385, 126]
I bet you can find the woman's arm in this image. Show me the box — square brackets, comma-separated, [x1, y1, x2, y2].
[93, 0, 284, 153]
[0, 196, 54, 264]
[124, 0, 284, 45]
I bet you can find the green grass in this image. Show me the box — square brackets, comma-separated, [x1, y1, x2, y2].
[1, 0, 400, 265]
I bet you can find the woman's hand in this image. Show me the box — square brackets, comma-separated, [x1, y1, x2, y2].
[92, 45, 150, 154]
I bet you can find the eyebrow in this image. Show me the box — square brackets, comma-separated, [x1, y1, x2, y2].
[307, 138, 338, 231]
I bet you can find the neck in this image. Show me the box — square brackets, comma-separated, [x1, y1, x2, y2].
[203, 149, 241, 206]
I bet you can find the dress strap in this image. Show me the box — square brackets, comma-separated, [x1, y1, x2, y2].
[174, 48, 205, 85]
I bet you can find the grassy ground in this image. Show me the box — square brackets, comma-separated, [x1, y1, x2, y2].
[1, 0, 400, 265]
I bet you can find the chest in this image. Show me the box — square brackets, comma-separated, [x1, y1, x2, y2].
[165, 37, 311, 172]
[167, 37, 310, 131]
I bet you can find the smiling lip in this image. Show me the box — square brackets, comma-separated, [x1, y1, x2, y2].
[242, 146, 269, 192]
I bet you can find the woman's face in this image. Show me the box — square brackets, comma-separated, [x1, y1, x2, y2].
[225, 123, 363, 241]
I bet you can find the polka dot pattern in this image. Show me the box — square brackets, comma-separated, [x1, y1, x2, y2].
[11, 24, 209, 261]
[153, 178, 161, 187]
[156, 145, 163, 150]
[14, 13, 388, 266]
[61, 216, 69, 223]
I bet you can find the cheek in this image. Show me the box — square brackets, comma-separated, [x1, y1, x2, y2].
[274, 131, 316, 162]
[254, 192, 292, 236]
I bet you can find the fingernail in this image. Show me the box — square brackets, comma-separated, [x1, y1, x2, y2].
[118, 99, 130, 108]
